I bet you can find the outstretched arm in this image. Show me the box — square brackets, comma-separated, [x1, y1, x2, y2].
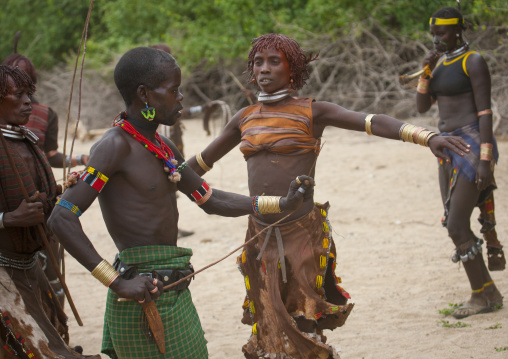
[178, 155, 315, 217]
[188, 109, 244, 176]
[312, 101, 470, 163]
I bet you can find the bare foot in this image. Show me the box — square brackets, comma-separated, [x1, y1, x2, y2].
[452, 294, 492, 319]
[484, 284, 504, 309]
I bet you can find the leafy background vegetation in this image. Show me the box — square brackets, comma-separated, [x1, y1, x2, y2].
[1, 0, 506, 71]
[1, 1, 507, 134]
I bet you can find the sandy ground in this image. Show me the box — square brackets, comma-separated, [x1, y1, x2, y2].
[57, 117, 508, 359]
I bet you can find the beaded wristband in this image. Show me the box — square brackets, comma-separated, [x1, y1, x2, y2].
[196, 152, 212, 172]
[364, 114, 375, 135]
[252, 196, 260, 215]
[91, 260, 119, 287]
[258, 196, 282, 214]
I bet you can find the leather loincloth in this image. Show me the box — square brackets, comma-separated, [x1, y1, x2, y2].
[238, 202, 354, 359]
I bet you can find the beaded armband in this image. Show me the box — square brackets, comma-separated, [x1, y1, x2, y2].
[80, 167, 109, 193]
[91, 259, 119, 287]
[187, 180, 213, 206]
[56, 198, 82, 217]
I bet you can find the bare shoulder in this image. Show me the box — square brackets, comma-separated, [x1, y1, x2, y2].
[312, 101, 349, 123]
[466, 52, 489, 72]
[159, 134, 185, 163]
[88, 127, 132, 175]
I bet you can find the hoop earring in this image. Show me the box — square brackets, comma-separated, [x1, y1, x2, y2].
[141, 102, 156, 121]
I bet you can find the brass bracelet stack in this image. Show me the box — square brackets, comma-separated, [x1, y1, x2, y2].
[364, 114, 375, 135]
[417, 76, 430, 94]
[196, 152, 213, 172]
[399, 123, 437, 147]
[254, 196, 282, 214]
[480, 143, 493, 161]
[91, 259, 119, 287]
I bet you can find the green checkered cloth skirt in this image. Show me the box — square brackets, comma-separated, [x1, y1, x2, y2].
[101, 245, 208, 359]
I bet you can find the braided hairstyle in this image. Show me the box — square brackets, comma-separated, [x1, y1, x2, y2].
[2, 54, 37, 84]
[0, 65, 35, 102]
[432, 7, 466, 30]
[246, 34, 318, 91]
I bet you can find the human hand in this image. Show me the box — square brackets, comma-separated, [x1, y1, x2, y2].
[110, 276, 164, 303]
[428, 135, 470, 163]
[475, 161, 493, 191]
[279, 175, 315, 212]
[3, 192, 44, 227]
[422, 51, 440, 72]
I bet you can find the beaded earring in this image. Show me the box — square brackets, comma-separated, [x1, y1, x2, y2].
[141, 102, 156, 121]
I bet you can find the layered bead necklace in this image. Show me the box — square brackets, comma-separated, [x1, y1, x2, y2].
[114, 119, 181, 182]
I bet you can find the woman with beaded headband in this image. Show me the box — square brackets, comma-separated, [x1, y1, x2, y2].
[189, 33, 470, 358]
[416, 6, 504, 319]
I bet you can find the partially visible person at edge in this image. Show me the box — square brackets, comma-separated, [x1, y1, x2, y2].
[187, 33, 470, 359]
[2, 53, 89, 305]
[2, 54, 89, 169]
[0, 65, 99, 358]
[416, 7, 504, 319]
[47, 47, 314, 358]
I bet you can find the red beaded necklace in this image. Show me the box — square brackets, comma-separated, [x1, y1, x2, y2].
[115, 119, 180, 182]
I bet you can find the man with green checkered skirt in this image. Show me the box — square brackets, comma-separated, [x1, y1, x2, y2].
[48, 46, 314, 358]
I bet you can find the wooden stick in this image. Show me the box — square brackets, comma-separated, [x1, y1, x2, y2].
[0, 131, 83, 326]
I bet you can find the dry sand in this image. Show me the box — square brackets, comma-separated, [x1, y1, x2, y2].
[58, 117, 507, 359]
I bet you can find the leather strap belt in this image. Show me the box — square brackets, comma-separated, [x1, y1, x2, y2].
[113, 255, 194, 292]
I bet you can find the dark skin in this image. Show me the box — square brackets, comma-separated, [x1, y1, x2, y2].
[47, 61, 313, 304]
[189, 48, 470, 227]
[416, 23, 502, 315]
[0, 77, 47, 251]
[14, 61, 89, 169]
